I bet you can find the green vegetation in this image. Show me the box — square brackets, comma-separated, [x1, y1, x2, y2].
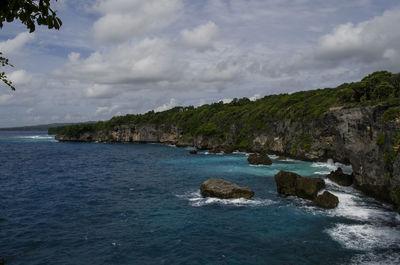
[290, 134, 312, 155]
[54, 71, 400, 149]
[383, 106, 400, 121]
[384, 133, 400, 167]
[376, 134, 385, 146]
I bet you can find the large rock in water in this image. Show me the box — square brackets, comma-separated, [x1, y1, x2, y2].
[326, 168, 353, 186]
[274, 170, 325, 200]
[313, 191, 339, 209]
[248, 153, 272, 165]
[200, 178, 254, 199]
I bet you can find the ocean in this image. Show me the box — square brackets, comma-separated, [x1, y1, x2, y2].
[0, 131, 399, 265]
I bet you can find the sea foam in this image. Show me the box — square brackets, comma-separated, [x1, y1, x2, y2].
[176, 191, 275, 207]
[311, 158, 353, 174]
[18, 135, 57, 142]
[326, 223, 400, 251]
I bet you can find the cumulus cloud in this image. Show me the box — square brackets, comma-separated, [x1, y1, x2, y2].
[95, 105, 120, 115]
[6, 0, 400, 128]
[220, 98, 232, 104]
[7, 70, 33, 86]
[154, 98, 176, 112]
[316, 9, 400, 66]
[181, 21, 219, 51]
[0, 32, 35, 55]
[93, 0, 183, 42]
[249, 93, 260, 101]
[85, 84, 117, 98]
[57, 37, 185, 88]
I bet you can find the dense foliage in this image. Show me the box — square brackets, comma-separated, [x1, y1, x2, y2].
[0, 0, 62, 33]
[54, 71, 400, 148]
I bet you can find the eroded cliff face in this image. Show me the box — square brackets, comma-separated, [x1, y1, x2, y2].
[253, 105, 400, 206]
[55, 105, 400, 210]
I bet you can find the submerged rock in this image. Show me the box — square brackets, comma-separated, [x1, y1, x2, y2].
[200, 178, 254, 199]
[313, 191, 339, 209]
[326, 168, 353, 186]
[248, 153, 272, 165]
[274, 170, 325, 200]
[189, 149, 197, 154]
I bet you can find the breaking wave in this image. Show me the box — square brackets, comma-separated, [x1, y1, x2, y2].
[17, 135, 56, 142]
[311, 158, 353, 174]
[326, 223, 400, 251]
[176, 191, 276, 207]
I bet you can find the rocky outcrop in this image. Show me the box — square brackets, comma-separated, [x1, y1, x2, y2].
[274, 170, 325, 200]
[200, 178, 254, 199]
[189, 150, 197, 154]
[247, 153, 272, 165]
[313, 191, 339, 209]
[209, 145, 235, 154]
[326, 168, 353, 186]
[55, 104, 400, 211]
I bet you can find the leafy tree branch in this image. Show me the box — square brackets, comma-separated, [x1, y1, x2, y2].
[0, 0, 62, 90]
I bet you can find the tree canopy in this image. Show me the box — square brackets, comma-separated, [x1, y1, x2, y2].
[51, 71, 400, 150]
[0, 0, 62, 90]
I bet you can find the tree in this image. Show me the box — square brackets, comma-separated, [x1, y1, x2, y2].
[0, 52, 15, 90]
[0, 0, 62, 90]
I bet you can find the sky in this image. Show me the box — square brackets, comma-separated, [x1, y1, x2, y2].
[1, 0, 400, 127]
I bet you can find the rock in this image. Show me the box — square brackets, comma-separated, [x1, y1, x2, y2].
[210, 145, 234, 154]
[248, 153, 272, 165]
[189, 149, 197, 154]
[274, 170, 325, 200]
[277, 156, 287, 161]
[200, 178, 254, 199]
[313, 191, 339, 209]
[327, 168, 353, 186]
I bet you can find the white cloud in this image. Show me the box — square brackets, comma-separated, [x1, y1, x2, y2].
[249, 93, 260, 101]
[181, 21, 219, 51]
[316, 9, 400, 66]
[154, 98, 176, 112]
[85, 84, 117, 98]
[220, 98, 232, 104]
[68, 52, 81, 62]
[0, 32, 35, 55]
[7, 70, 32, 86]
[93, 0, 183, 42]
[95, 105, 120, 115]
[58, 38, 185, 87]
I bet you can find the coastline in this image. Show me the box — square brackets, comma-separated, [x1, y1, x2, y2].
[54, 104, 400, 212]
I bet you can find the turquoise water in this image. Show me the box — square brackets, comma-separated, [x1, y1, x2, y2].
[0, 131, 399, 264]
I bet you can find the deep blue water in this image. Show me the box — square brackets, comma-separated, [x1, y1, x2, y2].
[1, 131, 400, 265]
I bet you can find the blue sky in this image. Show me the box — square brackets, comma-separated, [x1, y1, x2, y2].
[1, 0, 400, 127]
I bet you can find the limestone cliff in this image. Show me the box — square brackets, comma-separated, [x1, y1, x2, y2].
[55, 104, 400, 210]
